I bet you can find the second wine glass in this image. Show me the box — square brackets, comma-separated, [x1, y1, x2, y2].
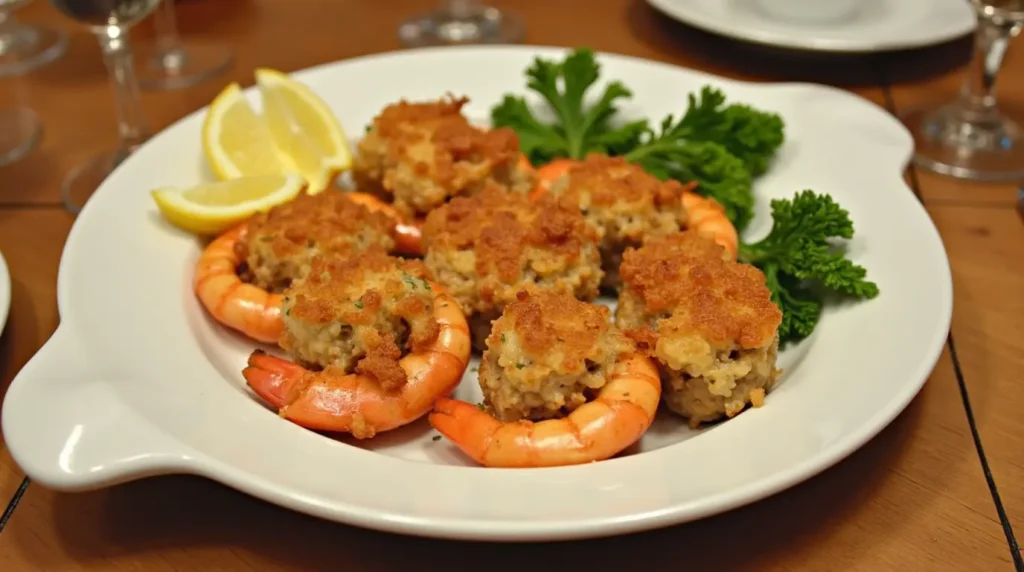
[49, 0, 161, 214]
[398, 0, 524, 47]
[134, 0, 233, 91]
[901, 0, 1024, 181]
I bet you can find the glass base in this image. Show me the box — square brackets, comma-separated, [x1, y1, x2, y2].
[0, 23, 68, 78]
[903, 102, 1024, 182]
[398, 4, 524, 47]
[134, 42, 234, 91]
[0, 106, 41, 167]
[61, 148, 132, 214]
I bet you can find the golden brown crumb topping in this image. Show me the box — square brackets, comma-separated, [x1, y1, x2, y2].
[422, 185, 599, 284]
[280, 250, 439, 389]
[498, 289, 629, 369]
[557, 154, 690, 210]
[236, 190, 396, 291]
[620, 232, 781, 349]
[366, 95, 522, 195]
[371, 95, 470, 138]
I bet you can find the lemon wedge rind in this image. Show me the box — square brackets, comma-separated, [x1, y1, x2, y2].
[151, 173, 306, 235]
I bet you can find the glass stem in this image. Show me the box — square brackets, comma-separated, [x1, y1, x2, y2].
[442, 0, 481, 17]
[957, 16, 1022, 119]
[95, 26, 149, 154]
[0, 12, 27, 47]
[153, 0, 183, 55]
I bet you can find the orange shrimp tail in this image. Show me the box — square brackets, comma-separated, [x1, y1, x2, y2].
[428, 397, 503, 464]
[681, 191, 739, 260]
[345, 191, 424, 256]
[242, 350, 307, 408]
[530, 158, 579, 199]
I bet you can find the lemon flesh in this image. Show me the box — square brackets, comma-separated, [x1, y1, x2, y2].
[203, 82, 293, 180]
[151, 174, 305, 235]
[255, 68, 351, 194]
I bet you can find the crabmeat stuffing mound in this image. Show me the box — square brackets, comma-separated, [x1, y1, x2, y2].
[421, 185, 604, 349]
[352, 95, 535, 219]
[616, 231, 783, 426]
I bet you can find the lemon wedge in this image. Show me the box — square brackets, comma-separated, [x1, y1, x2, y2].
[254, 68, 351, 194]
[151, 174, 305, 235]
[203, 82, 294, 181]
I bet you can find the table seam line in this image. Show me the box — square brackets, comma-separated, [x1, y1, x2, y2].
[0, 477, 30, 536]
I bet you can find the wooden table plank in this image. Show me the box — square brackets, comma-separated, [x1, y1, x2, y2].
[0, 349, 1012, 571]
[926, 202, 1024, 539]
[0, 209, 73, 507]
[0, 0, 1018, 570]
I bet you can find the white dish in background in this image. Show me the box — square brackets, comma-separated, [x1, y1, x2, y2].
[1, 46, 952, 542]
[646, 0, 977, 53]
[0, 250, 9, 335]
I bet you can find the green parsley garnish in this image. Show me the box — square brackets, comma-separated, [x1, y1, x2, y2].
[738, 190, 879, 345]
[431, 435, 442, 441]
[490, 47, 643, 164]
[490, 47, 784, 231]
[354, 300, 364, 309]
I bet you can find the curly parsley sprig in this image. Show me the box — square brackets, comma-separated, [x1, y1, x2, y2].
[490, 47, 645, 164]
[738, 191, 880, 344]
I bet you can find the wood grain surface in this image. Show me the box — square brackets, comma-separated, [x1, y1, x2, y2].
[0, 0, 1020, 570]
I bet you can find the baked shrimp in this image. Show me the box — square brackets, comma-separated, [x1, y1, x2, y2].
[350, 95, 535, 254]
[531, 155, 739, 270]
[616, 231, 782, 427]
[429, 290, 661, 467]
[242, 249, 470, 438]
[420, 184, 604, 350]
[193, 190, 397, 343]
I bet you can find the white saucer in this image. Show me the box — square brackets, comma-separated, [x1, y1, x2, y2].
[646, 0, 977, 53]
[0, 250, 9, 336]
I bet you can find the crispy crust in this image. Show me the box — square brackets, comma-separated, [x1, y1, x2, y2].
[617, 231, 779, 349]
[236, 190, 396, 292]
[352, 95, 533, 217]
[615, 231, 782, 426]
[548, 154, 690, 289]
[280, 250, 439, 390]
[421, 185, 604, 329]
[554, 154, 689, 231]
[479, 290, 634, 421]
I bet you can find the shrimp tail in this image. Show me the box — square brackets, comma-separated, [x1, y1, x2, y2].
[429, 397, 503, 464]
[243, 350, 307, 408]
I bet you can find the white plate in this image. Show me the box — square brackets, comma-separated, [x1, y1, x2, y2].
[1, 46, 952, 542]
[0, 249, 9, 335]
[646, 0, 976, 53]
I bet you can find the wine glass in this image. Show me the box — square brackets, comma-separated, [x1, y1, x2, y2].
[901, 0, 1024, 181]
[134, 0, 233, 91]
[0, 0, 68, 77]
[398, 0, 524, 47]
[0, 104, 41, 166]
[49, 0, 161, 214]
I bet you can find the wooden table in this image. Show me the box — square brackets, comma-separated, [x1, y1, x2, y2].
[0, 0, 1021, 570]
